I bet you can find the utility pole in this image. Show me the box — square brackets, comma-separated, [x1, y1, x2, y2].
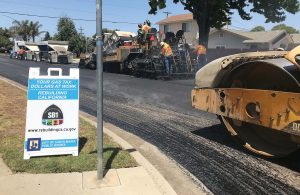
[96, 0, 103, 180]
[86, 37, 88, 53]
[163, 11, 172, 18]
[79, 27, 84, 36]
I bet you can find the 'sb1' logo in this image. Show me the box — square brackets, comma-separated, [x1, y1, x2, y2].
[42, 105, 63, 126]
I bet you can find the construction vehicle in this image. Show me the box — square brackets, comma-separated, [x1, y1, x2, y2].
[79, 31, 136, 71]
[191, 46, 300, 157]
[79, 27, 195, 79]
[78, 33, 111, 70]
[34, 40, 73, 64]
[24, 42, 39, 61]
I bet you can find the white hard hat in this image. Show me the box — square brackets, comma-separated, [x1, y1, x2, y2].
[160, 42, 164, 46]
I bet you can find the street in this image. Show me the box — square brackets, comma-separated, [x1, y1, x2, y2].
[1, 55, 300, 194]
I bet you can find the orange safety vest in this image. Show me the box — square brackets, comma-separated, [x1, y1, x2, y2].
[162, 43, 173, 57]
[196, 45, 207, 55]
[142, 24, 151, 33]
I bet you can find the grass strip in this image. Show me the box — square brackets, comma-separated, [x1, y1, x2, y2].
[0, 80, 137, 173]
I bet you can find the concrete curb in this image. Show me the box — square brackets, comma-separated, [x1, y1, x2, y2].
[0, 75, 212, 194]
[80, 112, 177, 195]
[0, 75, 177, 195]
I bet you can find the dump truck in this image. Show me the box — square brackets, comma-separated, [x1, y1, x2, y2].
[24, 42, 39, 60]
[34, 40, 73, 64]
[191, 46, 300, 157]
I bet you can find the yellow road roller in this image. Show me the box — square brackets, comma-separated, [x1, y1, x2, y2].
[192, 46, 300, 157]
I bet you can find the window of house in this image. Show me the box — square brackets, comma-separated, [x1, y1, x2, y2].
[220, 32, 224, 37]
[164, 25, 170, 33]
[182, 22, 192, 32]
[216, 45, 226, 49]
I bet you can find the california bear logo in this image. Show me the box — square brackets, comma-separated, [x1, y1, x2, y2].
[42, 105, 63, 126]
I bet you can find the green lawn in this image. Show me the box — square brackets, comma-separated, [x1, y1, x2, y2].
[0, 80, 137, 173]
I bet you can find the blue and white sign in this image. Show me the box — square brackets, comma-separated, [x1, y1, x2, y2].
[24, 68, 79, 159]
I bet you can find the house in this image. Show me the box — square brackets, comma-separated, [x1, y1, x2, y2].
[209, 29, 293, 50]
[157, 13, 199, 45]
[290, 33, 300, 48]
[157, 13, 293, 51]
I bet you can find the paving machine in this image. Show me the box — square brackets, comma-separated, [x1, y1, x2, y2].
[121, 29, 194, 79]
[79, 27, 195, 79]
[191, 46, 300, 157]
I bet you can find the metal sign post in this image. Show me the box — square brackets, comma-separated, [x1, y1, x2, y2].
[96, 0, 103, 180]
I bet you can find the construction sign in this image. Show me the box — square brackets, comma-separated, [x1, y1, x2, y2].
[24, 67, 79, 160]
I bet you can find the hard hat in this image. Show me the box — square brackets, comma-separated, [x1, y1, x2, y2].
[160, 42, 164, 46]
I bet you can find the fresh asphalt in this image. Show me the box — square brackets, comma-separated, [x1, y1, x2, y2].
[1, 55, 300, 194]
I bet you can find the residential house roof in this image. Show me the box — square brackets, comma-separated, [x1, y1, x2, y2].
[291, 33, 300, 44]
[156, 13, 193, 25]
[210, 28, 290, 44]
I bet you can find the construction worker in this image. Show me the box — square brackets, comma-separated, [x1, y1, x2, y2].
[196, 44, 207, 70]
[142, 20, 151, 36]
[18, 47, 25, 60]
[160, 42, 173, 75]
[137, 24, 144, 44]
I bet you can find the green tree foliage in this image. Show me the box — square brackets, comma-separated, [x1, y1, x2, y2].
[12, 20, 30, 41]
[149, 0, 300, 47]
[53, 17, 78, 41]
[0, 35, 11, 49]
[43, 31, 51, 41]
[29, 21, 43, 42]
[0, 28, 12, 49]
[11, 20, 43, 42]
[271, 24, 299, 33]
[53, 17, 85, 53]
[251, 26, 266, 32]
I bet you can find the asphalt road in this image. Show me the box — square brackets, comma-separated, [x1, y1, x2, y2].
[1, 55, 300, 194]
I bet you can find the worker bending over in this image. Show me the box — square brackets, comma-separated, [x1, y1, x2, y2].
[196, 44, 207, 70]
[160, 42, 173, 75]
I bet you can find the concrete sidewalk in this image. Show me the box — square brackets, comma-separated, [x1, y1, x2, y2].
[0, 75, 209, 195]
[0, 127, 177, 195]
[0, 158, 166, 195]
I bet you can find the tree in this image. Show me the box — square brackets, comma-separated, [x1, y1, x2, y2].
[53, 17, 78, 41]
[0, 28, 12, 49]
[0, 35, 11, 48]
[271, 24, 299, 34]
[43, 31, 51, 41]
[53, 17, 84, 52]
[11, 20, 43, 41]
[12, 20, 30, 41]
[29, 21, 43, 42]
[69, 34, 86, 56]
[149, 0, 300, 48]
[251, 26, 265, 32]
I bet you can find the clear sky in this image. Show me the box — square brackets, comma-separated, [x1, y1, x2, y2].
[0, 0, 299, 40]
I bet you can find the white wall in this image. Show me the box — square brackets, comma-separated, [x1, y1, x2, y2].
[272, 35, 291, 50]
[208, 30, 248, 49]
[159, 20, 198, 46]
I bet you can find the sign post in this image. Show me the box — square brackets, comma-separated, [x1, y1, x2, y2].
[24, 67, 79, 160]
[96, 0, 104, 180]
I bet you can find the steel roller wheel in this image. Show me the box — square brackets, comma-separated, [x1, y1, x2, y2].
[219, 61, 300, 157]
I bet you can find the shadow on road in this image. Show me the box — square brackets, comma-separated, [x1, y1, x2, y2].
[191, 124, 249, 152]
[192, 124, 300, 172]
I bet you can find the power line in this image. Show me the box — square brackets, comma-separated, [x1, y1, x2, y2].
[0, 11, 140, 24]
